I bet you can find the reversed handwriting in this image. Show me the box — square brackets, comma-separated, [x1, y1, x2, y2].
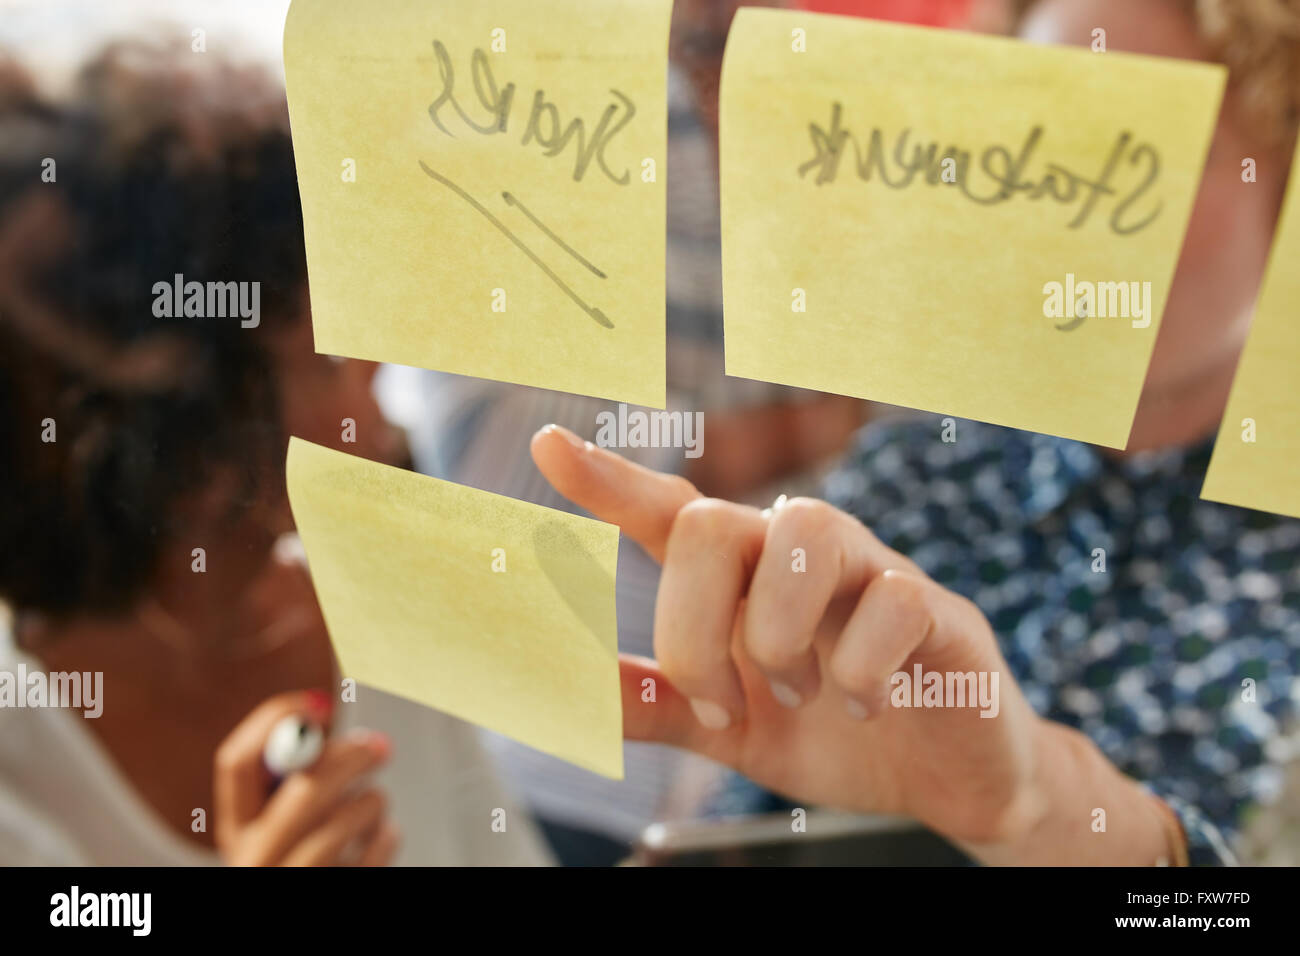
[428, 40, 636, 186]
[798, 101, 1162, 236]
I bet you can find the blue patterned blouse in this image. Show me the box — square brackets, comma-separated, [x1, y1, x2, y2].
[809, 416, 1299, 865]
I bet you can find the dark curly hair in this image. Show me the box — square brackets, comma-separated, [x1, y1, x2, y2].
[0, 42, 308, 616]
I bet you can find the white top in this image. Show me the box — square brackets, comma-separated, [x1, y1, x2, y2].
[0, 621, 551, 866]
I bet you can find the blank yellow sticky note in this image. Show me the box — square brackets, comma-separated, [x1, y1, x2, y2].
[286, 438, 623, 778]
[283, 0, 669, 407]
[1201, 144, 1300, 517]
[720, 9, 1224, 447]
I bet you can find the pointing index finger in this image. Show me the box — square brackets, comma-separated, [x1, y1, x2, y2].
[530, 424, 701, 564]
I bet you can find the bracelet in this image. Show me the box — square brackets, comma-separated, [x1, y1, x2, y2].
[1150, 794, 1190, 867]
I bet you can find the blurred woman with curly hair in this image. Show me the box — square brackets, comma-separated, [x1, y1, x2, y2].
[0, 42, 548, 866]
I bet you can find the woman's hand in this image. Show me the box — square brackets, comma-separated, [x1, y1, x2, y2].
[213, 691, 399, 866]
[532, 425, 1176, 863]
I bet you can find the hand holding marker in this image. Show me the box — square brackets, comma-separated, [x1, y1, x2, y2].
[213, 690, 398, 865]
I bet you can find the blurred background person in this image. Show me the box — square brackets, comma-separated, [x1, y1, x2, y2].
[0, 38, 547, 866]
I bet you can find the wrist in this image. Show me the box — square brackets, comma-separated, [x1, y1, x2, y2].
[969, 715, 1057, 859]
[962, 720, 1176, 866]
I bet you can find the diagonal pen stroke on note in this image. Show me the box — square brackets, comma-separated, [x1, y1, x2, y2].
[418, 161, 614, 329]
[501, 191, 608, 279]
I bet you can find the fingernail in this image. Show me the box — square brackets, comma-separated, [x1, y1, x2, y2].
[845, 697, 869, 721]
[544, 424, 587, 450]
[363, 731, 392, 758]
[862, 687, 893, 719]
[769, 679, 803, 709]
[689, 698, 732, 730]
[304, 689, 332, 720]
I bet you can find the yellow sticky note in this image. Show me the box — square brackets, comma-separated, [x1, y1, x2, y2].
[1201, 143, 1300, 517]
[283, 0, 669, 407]
[720, 9, 1224, 447]
[286, 438, 623, 778]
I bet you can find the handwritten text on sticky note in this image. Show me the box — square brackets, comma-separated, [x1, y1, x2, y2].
[286, 438, 623, 778]
[720, 9, 1224, 447]
[284, 0, 670, 406]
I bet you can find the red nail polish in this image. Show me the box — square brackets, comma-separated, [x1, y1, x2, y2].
[304, 689, 333, 720]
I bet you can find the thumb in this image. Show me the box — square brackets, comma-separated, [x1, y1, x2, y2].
[531, 424, 700, 564]
[619, 655, 735, 764]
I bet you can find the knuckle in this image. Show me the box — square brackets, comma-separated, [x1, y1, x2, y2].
[828, 646, 875, 693]
[213, 739, 243, 777]
[672, 497, 737, 540]
[952, 589, 982, 621]
[877, 567, 924, 604]
[652, 636, 705, 685]
[881, 571, 937, 637]
[662, 473, 700, 503]
[744, 629, 804, 672]
[653, 631, 728, 691]
[772, 496, 838, 539]
[276, 772, 315, 807]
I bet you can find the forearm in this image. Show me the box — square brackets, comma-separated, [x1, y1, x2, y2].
[963, 719, 1179, 866]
